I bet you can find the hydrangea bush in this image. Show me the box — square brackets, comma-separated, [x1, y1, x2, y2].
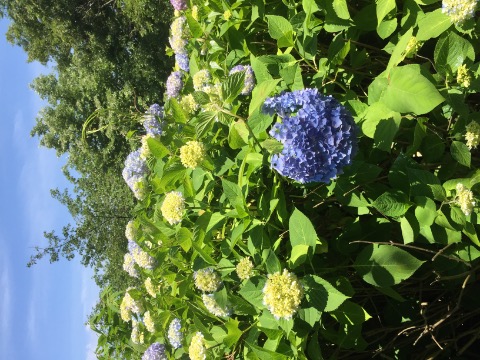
[91, 0, 480, 359]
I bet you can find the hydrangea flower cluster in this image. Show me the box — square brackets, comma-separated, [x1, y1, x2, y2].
[169, 16, 190, 72]
[193, 69, 212, 91]
[168, 318, 183, 349]
[123, 253, 139, 278]
[128, 241, 156, 270]
[236, 257, 254, 280]
[122, 149, 148, 199]
[189, 332, 206, 360]
[143, 311, 155, 333]
[180, 141, 206, 168]
[143, 104, 164, 137]
[131, 319, 145, 344]
[442, 0, 477, 25]
[140, 134, 153, 160]
[263, 88, 358, 184]
[145, 277, 160, 298]
[142, 342, 168, 360]
[405, 36, 421, 57]
[180, 94, 199, 114]
[194, 268, 222, 292]
[263, 269, 304, 320]
[202, 294, 231, 317]
[457, 64, 471, 88]
[229, 65, 255, 95]
[465, 121, 480, 149]
[456, 183, 476, 216]
[169, 0, 187, 11]
[166, 71, 184, 99]
[125, 220, 136, 241]
[120, 288, 143, 322]
[161, 191, 185, 225]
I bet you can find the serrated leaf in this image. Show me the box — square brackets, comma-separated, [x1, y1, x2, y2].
[330, 300, 371, 325]
[147, 137, 169, 159]
[373, 191, 411, 217]
[290, 244, 310, 268]
[434, 32, 475, 75]
[192, 91, 210, 105]
[354, 244, 425, 287]
[195, 111, 216, 138]
[170, 98, 188, 124]
[262, 138, 283, 153]
[266, 15, 294, 48]
[246, 342, 289, 360]
[238, 276, 267, 309]
[289, 208, 318, 252]
[222, 71, 246, 104]
[450, 141, 471, 167]
[376, 0, 396, 24]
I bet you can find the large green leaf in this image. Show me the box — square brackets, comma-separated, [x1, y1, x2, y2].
[249, 79, 281, 115]
[373, 191, 411, 217]
[288, 208, 318, 266]
[303, 275, 350, 312]
[450, 141, 471, 167]
[266, 15, 294, 47]
[381, 65, 444, 114]
[434, 32, 475, 75]
[238, 276, 267, 309]
[416, 9, 451, 41]
[354, 244, 425, 287]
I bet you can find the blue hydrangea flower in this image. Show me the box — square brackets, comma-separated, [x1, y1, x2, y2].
[176, 53, 190, 72]
[169, 0, 187, 11]
[263, 88, 358, 184]
[229, 65, 255, 95]
[166, 71, 183, 99]
[142, 342, 167, 360]
[143, 104, 163, 137]
[122, 149, 148, 198]
[168, 318, 183, 349]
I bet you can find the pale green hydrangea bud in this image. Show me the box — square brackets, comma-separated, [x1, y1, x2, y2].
[236, 257, 254, 280]
[194, 268, 222, 292]
[465, 121, 480, 149]
[189, 332, 206, 360]
[405, 36, 421, 57]
[456, 183, 476, 216]
[191, 5, 199, 21]
[263, 269, 304, 320]
[457, 64, 471, 88]
[180, 141, 206, 169]
[140, 134, 153, 160]
[161, 191, 185, 225]
[144, 277, 161, 298]
[224, 10, 232, 20]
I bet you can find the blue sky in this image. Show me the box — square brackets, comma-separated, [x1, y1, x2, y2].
[0, 20, 99, 359]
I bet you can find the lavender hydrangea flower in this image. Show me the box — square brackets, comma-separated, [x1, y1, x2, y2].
[169, 0, 187, 11]
[142, 342, 167, 360]
[263, 88, 358, 184]
[166, 71, 183, 99]
[229, 65, 255, 95]
[128, 241, 156, 270]
[122, 149, 148, 198]
[143, 104, 164, 137]
[176, 53, 190, 72]
[168, 318, 183, 349]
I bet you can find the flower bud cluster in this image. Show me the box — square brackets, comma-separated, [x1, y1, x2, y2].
[142, 342, 167, 360]
[263, 269, 304, 320]
[180, 141, 206, 169]
[168, 318, 184, 349]
[189, 332, 206, 360]
[442, 0, 477, 25]
[194, 268, 222, 292]
[456, 183, 476, 216]
[465, 121, 480, 149]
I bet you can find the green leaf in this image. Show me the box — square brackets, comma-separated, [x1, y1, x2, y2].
[373, 191, 411, 217]
[302, 0, 319, 15]
[192, 241, 216, 265]
[192, 91, 210, 105]
[377, 18, 397, 39]
[361, 102, 401, 139]
[222, 71, 246, 104]
[408, 168, 446, 201]
[266, 15, 294, 48]
[170, 98, 188, 124]
[195, 111, 217, 138]
[289, 208, 318, 252]
[262, 138, 283, 154]
[228, 121, 249, 149]
[238, 276, 267, 309]
[246, 342, 289, 360]
[176, 227, 192, 252]
[298, 307, 322, 327]
[289, 244, 310, 268]
[376, 0, 396, 24]
[417, 9, 452, 41]
[224, 318, 243, 348]
[330, 300, 371, 325]
[450, 141, 471, 167]
[249, 79, 281, 115]
[381, 65, 444, 114]
[303, 275, 350, 312]
[386, 27, 414, 73]
[333, 0, 351, 19]
[147, 137, 169, 159]
[354, 244, 425, 287]
[264, 249, 281, 273]
[434, 32, 475, 75]
[414, 196, 437, 227]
